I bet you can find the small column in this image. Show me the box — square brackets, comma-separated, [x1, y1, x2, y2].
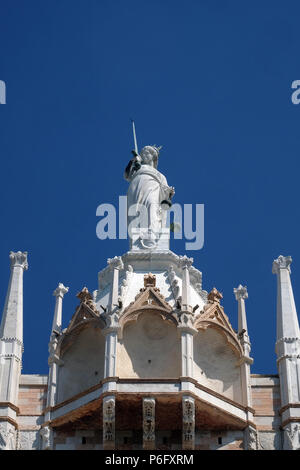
[234, 285, 253, 409]
[272, 255, 300, 449]
[143, 397, 155, 450]
[43, 283, 68, 450]
[178, 256, 196, 379]
[107, 256, 124, 313]
[180, 255, 193, 312]
[0, 251, 28, 450]
[46, 284, 69, 408]
[51, 283, 69, 334]
[182, 395, 195, 450]
[103, 257, 123, 379]
[103, 395, 115, 450]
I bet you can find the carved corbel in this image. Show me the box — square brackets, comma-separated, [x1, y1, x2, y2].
[143, 398, 155, 449]
[182, 396, 195, 450]
[103, 396, 115, 449]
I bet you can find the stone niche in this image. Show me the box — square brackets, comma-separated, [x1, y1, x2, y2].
[193, 327, 242, 403]
[117, 311, 181, 378]
[57, 325, 105, 403]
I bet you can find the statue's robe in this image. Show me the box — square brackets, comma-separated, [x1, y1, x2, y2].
[127, 164, 170, 242]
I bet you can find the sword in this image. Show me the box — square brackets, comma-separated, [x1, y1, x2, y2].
[131, 119, 138, 155]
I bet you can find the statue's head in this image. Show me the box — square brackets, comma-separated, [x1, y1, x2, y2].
[140, 145, 161, 168]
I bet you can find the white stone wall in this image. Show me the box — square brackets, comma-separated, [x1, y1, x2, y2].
[193, 328, 242, 403]
[57, 327, 105, 403]
[117, 312, 181, 378]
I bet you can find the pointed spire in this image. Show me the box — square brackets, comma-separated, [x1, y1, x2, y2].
[273, 255, 300, 439]
[0, 251, 28, 408]
[272, 255, 300, 341]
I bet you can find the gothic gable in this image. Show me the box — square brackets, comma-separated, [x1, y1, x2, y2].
[119, 274, 176, 333]
[194, 288, 243, 356]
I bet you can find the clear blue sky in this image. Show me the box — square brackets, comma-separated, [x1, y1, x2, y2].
[0, 0, 300, 375]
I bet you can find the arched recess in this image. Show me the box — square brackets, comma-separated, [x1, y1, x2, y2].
[56, 319, 106, 403]
[117, 309, 181, 379]
[193, 324, 243, 404]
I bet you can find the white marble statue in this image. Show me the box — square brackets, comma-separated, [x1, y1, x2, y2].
[124, 145, 175, 248]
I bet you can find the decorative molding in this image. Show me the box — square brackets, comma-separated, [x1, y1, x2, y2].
[107, 256, 124, 271]
[40, 425, 51, 450]
[234, 285, 248, 301]
[119, 285, 176, 333]
[279, 403, 300, 415]
[283, 422, 300, 450]
[0, 402, 20, 414]
[18, 430, 39, 450]
[272, 255, 292, 274]
[9, 251, 28, 270]
[167, 266, 180, 300]
[207, 287, 223, 304]
[0, 337, 23, 347]
[179, 255, 193, 270]
[144, 273, 156, 288]
[0, 417, 18, 429]
[0, 353, 22, 362]
[276, 337, 300, 345]
[277, 354, 300, 365]
[53, 283, 69, 298]
[243, 425, 259, 450]
[76, 287, 99, 314]
[0, 422, 16, 450]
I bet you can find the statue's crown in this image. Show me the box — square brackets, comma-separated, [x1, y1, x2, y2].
[151, 145, 162, 155]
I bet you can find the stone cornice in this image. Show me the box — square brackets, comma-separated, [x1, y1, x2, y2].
[276, 354, 300, 365]
[97, 250, 207, 302]
[1, 337, 23, 347]
[281, 417, 300, 428]
[276, 337, 300, 346]
[0, 416, 18, 429]
[0, 402, 20, 414]
[279, 403, 300, 416]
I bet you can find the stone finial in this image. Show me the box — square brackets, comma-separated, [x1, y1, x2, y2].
[144, 273, 156, 288]
[272, 255, 292, 274]
[234, 285, 248, 301]
[179, 255, 193, 270]
[53, 283, 69, 298]
[76, 287, 98, 312]
[107, 256, 124, 270]
[9, 251, 28, 270]
[207, 287, 223, 304]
